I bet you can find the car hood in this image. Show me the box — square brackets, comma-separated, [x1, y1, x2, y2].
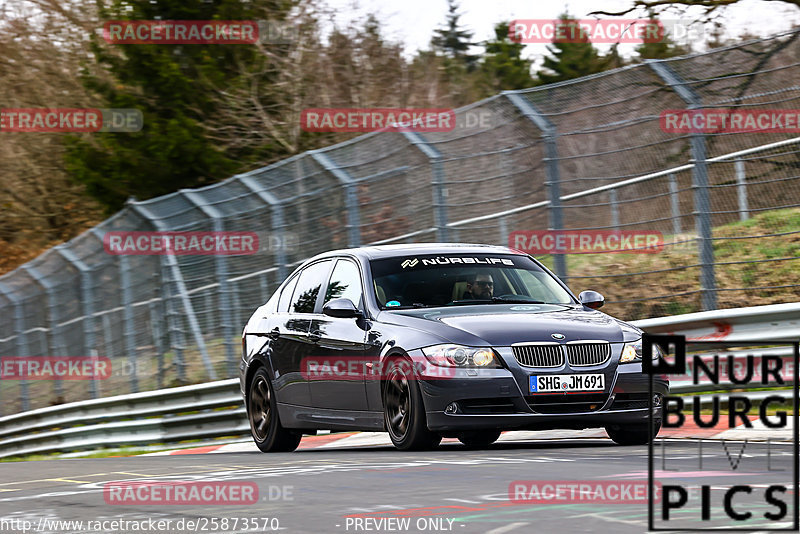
[381, 304, 639, 346]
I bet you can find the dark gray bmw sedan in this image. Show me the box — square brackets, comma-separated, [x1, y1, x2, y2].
[240, 244, 668, 451]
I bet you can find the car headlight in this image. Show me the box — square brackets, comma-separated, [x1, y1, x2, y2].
[620, 338, 661, 364]
[421, 344, 499, 368]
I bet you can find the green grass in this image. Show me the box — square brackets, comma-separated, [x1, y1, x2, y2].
[544, 207, 800, 320]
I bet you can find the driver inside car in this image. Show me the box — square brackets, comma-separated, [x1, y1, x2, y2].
[462, 273, 494, 300]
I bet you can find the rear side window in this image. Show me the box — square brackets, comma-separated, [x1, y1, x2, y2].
[289, 260, 333, 314]
[277, 274, 299, 312]
[324, 259, 363, 308]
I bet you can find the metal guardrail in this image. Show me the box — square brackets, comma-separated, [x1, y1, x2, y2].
[0, 302, 796, 458]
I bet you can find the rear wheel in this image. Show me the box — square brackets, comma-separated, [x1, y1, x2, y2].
[457, 430, 502, 448]
[605, 420, 661, 446]
[383, 359, 441, 451]
[248, 368, 302, 452]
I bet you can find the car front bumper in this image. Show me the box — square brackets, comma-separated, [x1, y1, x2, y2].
[409, 348, 669, 432]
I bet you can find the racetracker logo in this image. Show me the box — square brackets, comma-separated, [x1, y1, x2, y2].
[300, 108, 456, 132]
[509, 19, 665, 43]
[0, 108, 142, 132]
[0, 357, 111, 380]
[103, 231, 258, 256]
[301, 357, 457, 380]
[661, 109, 800, 133]
[104, 481, 259, 505]
[509, 480, 661, 504]
[103, 21, 258, 44]
[510, 230, 664, 254]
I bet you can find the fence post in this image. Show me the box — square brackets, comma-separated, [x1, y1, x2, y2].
[609, 189, 620, 230]
[21, 265, 64, 400]
[735, 159, 749, 221]
[181, 191, 237, 377]
[56, 247, 99, 398]
[504, 91, 567, 280]
[118, 254, 139, 392]
[669, 174, 681, 236]
[310, 150, 362, 248]
[402, 131, 449, 242]
[237, 175, 288, 282]
[648, 60, 717, 311]
[126, 202, 217, 381]
[89, 226, 140, 392]
[0, 282, 29, 411]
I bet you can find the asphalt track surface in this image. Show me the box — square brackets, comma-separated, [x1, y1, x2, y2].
[0, 436, 796, 534]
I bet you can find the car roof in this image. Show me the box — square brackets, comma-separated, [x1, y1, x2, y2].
[304, 243, 525, 263]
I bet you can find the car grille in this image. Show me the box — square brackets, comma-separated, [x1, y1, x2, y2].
[458, 397, 517, 415]
[511, 343, 564, 368]
[511, 342, 610, 368]
[565, 342, 610, 367]
[527, 393, 609, 414]
[610, 393, 650, 410]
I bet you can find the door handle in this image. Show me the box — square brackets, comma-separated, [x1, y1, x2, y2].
[307, 331, 322, 343]
[267, 328, 280, 340]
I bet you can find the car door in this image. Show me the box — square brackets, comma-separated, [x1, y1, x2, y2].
[268, 259, 333, 406]
[307, 258, 371, 411]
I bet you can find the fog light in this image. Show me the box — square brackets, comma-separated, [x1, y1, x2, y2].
[445, 402, 459, 414]
[653, 394, 662, 407]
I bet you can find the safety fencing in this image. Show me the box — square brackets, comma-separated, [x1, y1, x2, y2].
[1, 30, 800, 414]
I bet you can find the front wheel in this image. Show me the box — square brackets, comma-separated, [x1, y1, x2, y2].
[605, 420, 661, 446]
[383, 359, 441, 451]
[248, 368, 302, 452]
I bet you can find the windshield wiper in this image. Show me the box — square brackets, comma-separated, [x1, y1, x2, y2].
[445, 297, 545, 306]
[491, 296, 545, 304]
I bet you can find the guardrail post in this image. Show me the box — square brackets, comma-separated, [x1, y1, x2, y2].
[21, 265, 65, 400]
[648, 60, 716, 311]
[126, 202, 217, 381]
[735, 159, 749, 221]
[669, 173, 681, 236]
[181, 191, 237, 377]
[310, 150, 362, 248]
[504, 91, 567, 280]
[237, 175, 288, 282]
[609, 189, 620, 230]
[402, 131, 449, 242]
[56, 247, 100, 398]
[0, 282, 29, 411]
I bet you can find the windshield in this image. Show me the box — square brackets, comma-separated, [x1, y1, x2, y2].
[370, 254, 576, 309]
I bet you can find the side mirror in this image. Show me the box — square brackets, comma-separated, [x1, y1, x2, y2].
[578, 290, 604, 309]
[322, 298, 362, 319]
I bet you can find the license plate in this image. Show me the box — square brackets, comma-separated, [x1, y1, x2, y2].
[530, 373, 605, 393]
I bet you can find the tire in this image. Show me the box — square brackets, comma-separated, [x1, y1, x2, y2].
[457, 430, 502, 448]
[247, 368, 302, 452]
[383, 358, 442, 451]
[605, 420, 661, 446]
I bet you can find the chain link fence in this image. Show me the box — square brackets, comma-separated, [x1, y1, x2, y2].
[2, 29, 800, 414]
